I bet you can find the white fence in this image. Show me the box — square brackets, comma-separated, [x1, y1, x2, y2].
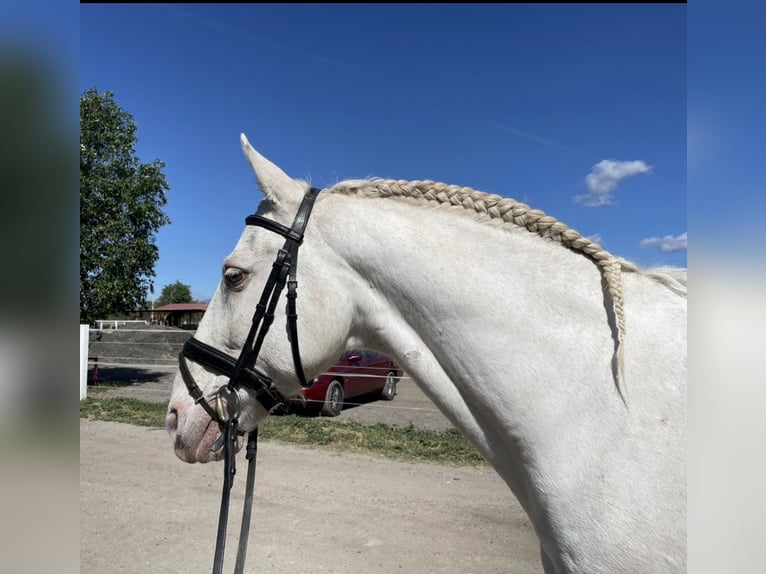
[80, 324, 89, 400]
[96, 319, 149, 330]
[81, 326, 196, 402]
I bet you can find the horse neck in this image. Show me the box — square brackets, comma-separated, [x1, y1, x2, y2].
[314, 195, 626, 467]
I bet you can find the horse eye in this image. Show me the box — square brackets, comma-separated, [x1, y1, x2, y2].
[223, 267, 247, 289]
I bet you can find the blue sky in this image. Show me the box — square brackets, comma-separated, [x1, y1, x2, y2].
[81, 4, 686, 302]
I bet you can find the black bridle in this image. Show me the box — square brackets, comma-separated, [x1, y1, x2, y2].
[177, 186, 322, 574]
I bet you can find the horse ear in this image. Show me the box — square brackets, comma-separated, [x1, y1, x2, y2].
[240, 133, 304, 210]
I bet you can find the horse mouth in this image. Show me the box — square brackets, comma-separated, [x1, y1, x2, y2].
[172, 418, 240, 463]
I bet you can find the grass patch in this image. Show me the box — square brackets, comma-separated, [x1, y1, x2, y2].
[80, 397, 486, 467]
[260, 416, 486, 466]
[80, 397, 168, 427]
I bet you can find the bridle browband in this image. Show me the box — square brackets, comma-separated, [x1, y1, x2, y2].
[177, 186, 322, 574]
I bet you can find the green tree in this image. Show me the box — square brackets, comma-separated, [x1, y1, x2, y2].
[80, 88, 170, 325]
[156, 280, 193, 306]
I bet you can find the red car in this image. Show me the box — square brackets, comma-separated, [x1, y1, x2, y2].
[289, 350, 401, 417]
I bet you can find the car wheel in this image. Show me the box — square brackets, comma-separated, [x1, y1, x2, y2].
[380, 371, 398, 401]
[321, 380, 344, 417]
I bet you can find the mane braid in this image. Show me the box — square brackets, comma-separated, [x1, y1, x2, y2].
[327, 178, 630, 403]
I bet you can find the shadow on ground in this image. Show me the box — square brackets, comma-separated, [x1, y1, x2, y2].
[88, 366, 174, 387]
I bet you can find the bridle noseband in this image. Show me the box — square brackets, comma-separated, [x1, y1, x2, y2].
[177, 186, 322, 574]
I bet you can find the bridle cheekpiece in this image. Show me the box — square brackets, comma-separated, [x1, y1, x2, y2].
[177, 186, 322, 574]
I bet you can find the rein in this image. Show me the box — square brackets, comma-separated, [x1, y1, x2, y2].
[177, 187, 322, 574]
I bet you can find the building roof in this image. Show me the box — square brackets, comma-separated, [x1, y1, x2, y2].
[153, 303, 208, 312]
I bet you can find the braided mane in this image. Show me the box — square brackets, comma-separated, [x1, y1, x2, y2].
[325, 178, 686, 404]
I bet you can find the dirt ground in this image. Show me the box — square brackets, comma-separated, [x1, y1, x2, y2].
[81, 370, 543, 573]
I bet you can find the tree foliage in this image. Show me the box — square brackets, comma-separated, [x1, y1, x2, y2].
[80, 88, 170, 325]
[156, 280, 193, 307]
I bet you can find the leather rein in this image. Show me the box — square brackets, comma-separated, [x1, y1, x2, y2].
[177, 187, 322, 574]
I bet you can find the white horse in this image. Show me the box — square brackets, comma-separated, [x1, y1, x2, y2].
[166, 134, 687, 573]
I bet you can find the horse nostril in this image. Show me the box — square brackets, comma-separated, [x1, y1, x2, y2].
[166, 407, 179, 437]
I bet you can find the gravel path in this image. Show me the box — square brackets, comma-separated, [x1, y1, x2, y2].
[80, 419, 542, 574]
[82, 368, 544, 573]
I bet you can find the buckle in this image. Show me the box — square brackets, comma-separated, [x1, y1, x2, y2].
[214, 385, 241, 422]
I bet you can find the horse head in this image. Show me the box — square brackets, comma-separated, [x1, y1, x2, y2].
[166, 134, 354, 463]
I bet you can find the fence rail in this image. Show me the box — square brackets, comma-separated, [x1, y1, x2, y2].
[96, 320, 150, 330]
[82, 325, 411, 396]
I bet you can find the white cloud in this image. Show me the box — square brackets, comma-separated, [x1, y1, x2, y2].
[574, 159, 652, 207]
[639, 232, 687, 253]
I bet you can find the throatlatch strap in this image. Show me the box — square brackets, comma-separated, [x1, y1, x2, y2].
[286, 279, 309, 387]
